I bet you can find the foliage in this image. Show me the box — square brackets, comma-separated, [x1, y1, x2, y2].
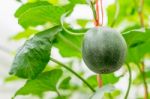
[14, 69, 62, 97]
[7, 0, 150, 99]
[9, 26, 62, 79]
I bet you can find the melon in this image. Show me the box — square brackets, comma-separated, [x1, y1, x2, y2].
[82, 27, 127, 74]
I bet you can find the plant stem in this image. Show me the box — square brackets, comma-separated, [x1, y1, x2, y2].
[97, 74, 103, 88]
[90, 1, 97, 22]
[133, 0, 148, 97]
[100, 0, 103, 26]
[135, 0, 148, 98]
[61, 12, 85, 36]
[56, 89, 62, 98]
[138, 63, 149, 99]
[96, 0, 100, 26]
[138, 0, 144, 27]
[50, 57, 96, 92]
[138, 0, 148, 98]
[124, 64, 132, 99]
[134, 0, 145, 27]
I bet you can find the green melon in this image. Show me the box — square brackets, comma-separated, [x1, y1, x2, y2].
[82, 27, 127, 74]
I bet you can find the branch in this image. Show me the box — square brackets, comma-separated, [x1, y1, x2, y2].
[50, 57, 96, 92]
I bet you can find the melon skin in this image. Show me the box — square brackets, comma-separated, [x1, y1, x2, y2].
[82, 27, 127, 74]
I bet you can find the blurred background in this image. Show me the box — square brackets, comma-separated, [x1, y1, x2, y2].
[0, 0, 150, 99]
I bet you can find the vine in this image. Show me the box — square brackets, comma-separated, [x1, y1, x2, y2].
[134, 0, 148, 98]
[124, 64, 132, 99]
[138, 63, 149, 99]
[50, 57, 96, 92]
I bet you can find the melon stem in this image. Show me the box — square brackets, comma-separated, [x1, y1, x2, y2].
[96, 74, 103, 88]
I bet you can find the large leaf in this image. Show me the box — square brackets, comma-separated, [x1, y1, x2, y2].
[12, 28, 84, 58]
[4, 76, 20, 82]
[16, 2, 70, 28]
[15, 2, 50, 17]
[14, 69, 63, 97]
[86, 73, 119, 88]
[54, 30, 83, 57]
[15, 0, 86, 28]
[123, 28, 150, 63]
[9, 26, 62, 79]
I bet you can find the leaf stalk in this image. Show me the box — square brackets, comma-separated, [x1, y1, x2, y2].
[50, 57, 96, 92]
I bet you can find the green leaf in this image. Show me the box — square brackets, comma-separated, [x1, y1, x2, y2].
[4, 76, 20, 82]
[9, 26, 62, 79]
[107, 0, 138, 26]
[123, 28, 150, 63]
[59, 77, 71, 89]
[105, 90, 121, 98]
[86, 74, 119, 88]
[29, 0, 68, 6]
[16, 2, 70, 28]
[28, 0, 86, 5]
[55, 96, 68, 99]
[14, 69, 63, 97]
[15, 1, 86, 28]
[133, 70, 150, 85]
[77, 19, 91, 28]
[15, 2, 50, 17]
[86, 75, 97, 88]
[102, 74, 119, 85]
[54, 30, 83, 57]
[91, 85, 115, 99]
[12, 28, 38, 40]
[123, 28, 150, 47]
